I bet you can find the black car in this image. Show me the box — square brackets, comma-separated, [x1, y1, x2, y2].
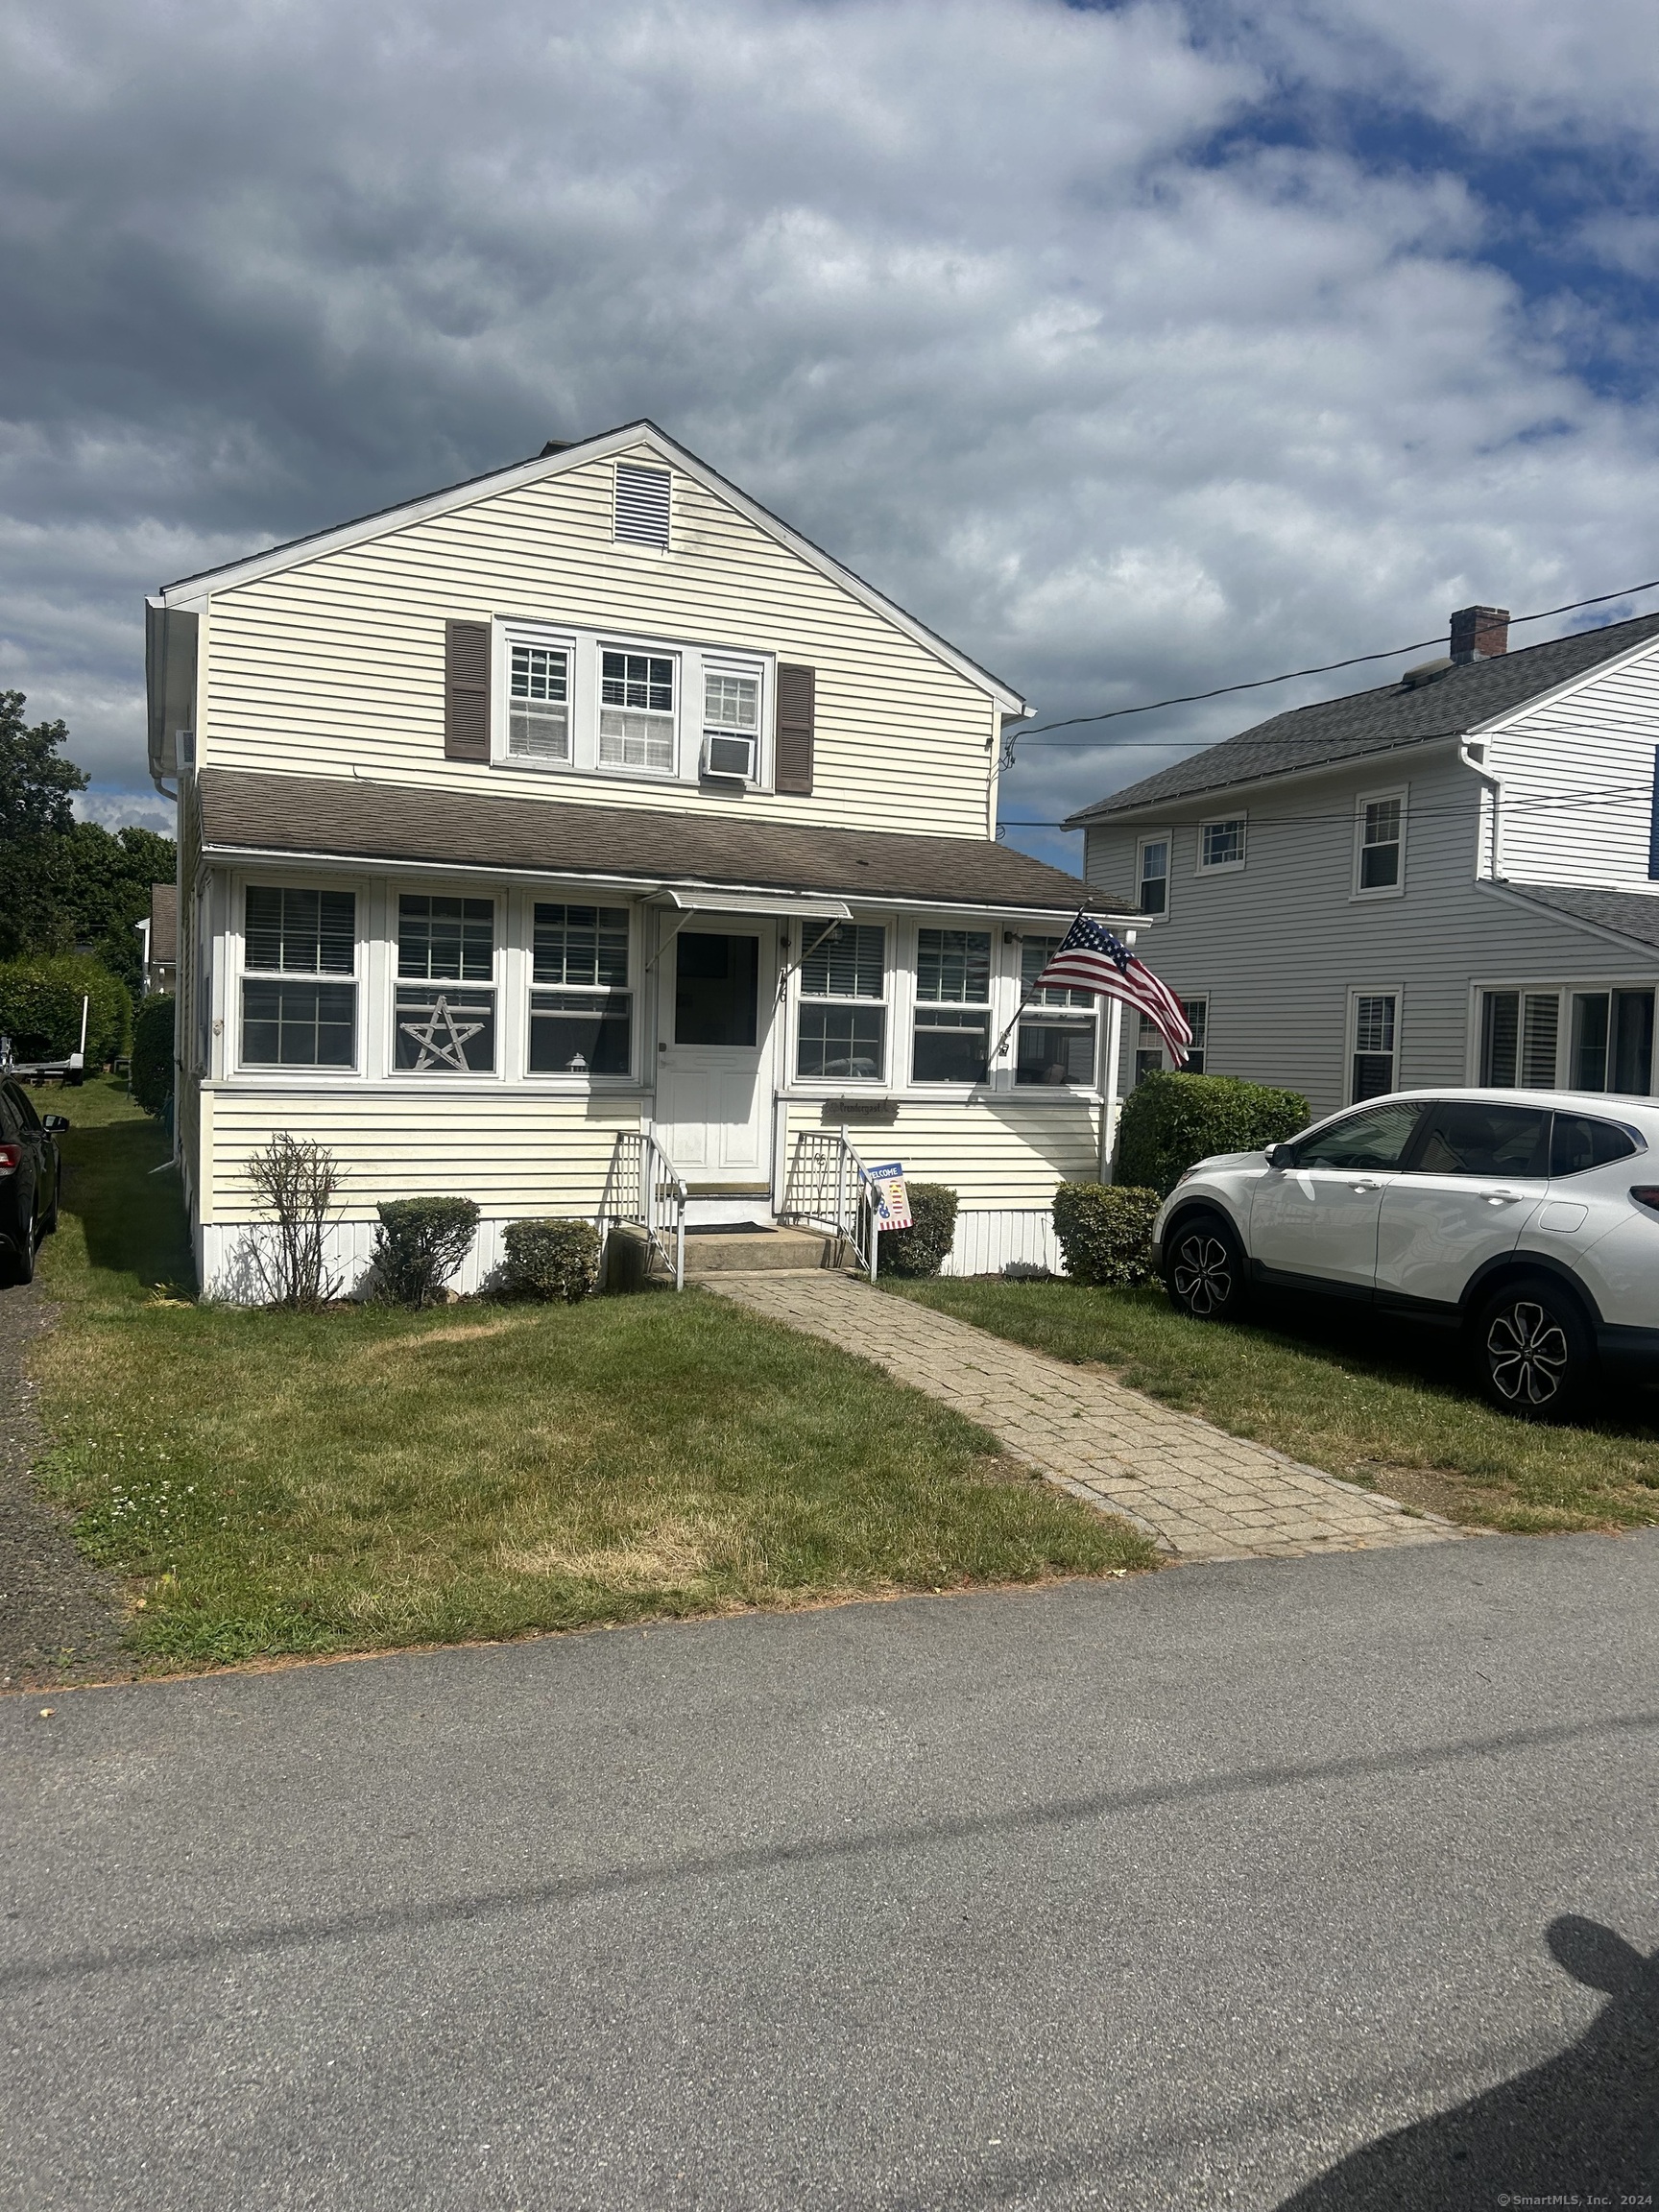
[0, 1078, 68, 1286]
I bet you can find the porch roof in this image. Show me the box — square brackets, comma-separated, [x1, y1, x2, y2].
[196, 769, 1109, 918]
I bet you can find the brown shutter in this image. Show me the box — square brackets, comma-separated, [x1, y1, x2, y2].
[445, 620, 492, 760]
[775, 662, 815, 795]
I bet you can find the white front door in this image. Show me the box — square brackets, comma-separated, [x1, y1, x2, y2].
[654, 925, 774, 1184]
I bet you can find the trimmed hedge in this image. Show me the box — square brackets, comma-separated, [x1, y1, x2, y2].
[878, 1181, 958, 1279]
[0, 953, 131, 1066]
[503, 1216, 600, 1303]
[371, 1196, 480, 1308]
[131, 993, 176, 1117]
[1051, 1183, 1163, 1286]
[1118, 1071, 1310, 1196]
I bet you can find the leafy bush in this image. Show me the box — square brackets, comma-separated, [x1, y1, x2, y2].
[131, 994, 176, 1117]
[372, 1196, 480, 1308]
[878, 1181, 958, 1279]
[1117, 1071, 1310, 1197]
[245, 1135, 346, 1310]
[503, 1216, 600, 1303]
[1051, 1183, 1163, 1286]
[0, 953, 131, 1065]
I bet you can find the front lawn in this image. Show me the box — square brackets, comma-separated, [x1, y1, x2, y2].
[886, 1276, 1659, 1534]
[27, 1082, 1149, 1670]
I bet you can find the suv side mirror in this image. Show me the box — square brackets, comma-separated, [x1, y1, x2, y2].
[1264, 1142, 1290, 1169]
[41, 1114, 70, 1132]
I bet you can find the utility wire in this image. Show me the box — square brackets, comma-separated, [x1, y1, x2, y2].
[1003, 575, 1659, 752]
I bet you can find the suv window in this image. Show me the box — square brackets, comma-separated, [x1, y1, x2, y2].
[0, 1085, 18, 1139]
[1411, 1101, 1550, 1178]
[1292, 1101, 1422, 1171]
[1551, 1113, 1641, 1177]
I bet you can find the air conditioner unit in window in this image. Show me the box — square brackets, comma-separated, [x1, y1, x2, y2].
[702, 732, 757, 782]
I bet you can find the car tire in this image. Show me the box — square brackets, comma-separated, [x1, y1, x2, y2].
[1475, 1275, 1593, 1422]
[4, 1227, 36, 1287]
[1164, 1208, 1248, 1323]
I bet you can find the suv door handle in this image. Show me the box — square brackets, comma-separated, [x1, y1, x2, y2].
[1348, 1178, 1384, 1192]
[1481, 1188, 1522, 1205]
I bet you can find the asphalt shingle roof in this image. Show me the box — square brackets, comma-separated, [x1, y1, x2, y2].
[1500, 880, 1659, 950]
[195, 768, 1104, 915]
[1067, 610, 1659, 824]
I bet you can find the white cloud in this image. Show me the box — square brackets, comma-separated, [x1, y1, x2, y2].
[1, 0, 1657, 851]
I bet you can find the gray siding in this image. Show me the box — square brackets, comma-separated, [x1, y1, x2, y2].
[1489, 633, 1659, 890]
[1085, 744, 1659, 1120]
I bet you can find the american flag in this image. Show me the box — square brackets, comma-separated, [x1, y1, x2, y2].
[1031, 911, 1192, 1065]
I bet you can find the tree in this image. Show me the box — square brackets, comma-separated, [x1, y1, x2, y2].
[0, 690, 86, 845]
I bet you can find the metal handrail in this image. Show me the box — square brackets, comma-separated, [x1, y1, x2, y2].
[599, 1130, 688, 1291]
[780, 1127, 878, 1282]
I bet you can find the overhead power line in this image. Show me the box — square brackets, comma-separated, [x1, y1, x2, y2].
[1003, 575, 1659, 755]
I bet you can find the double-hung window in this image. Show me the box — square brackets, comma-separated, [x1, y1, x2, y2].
[240, 886, 356, 1069]
[1199, 817, 1245, 873]
[702, 668, 761, 781]
[913, 928, 991, 1084]
[530, 904, 632, 1075]
[797, 924, 886, 1081]
[1356, 791, 1405, 894]
[1479, 990, 1558, 1090]
[1351, 992, 1398, 1100]
[508, 641, 570, 762]
[1137, 836, 1169, 916]
[395, 895, 496, 1073]
[1016, 939, 1096, 1087]
[599, 650, 676, 772]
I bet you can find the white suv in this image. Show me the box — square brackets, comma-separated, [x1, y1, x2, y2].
[1150, 1089, 1659, 1417]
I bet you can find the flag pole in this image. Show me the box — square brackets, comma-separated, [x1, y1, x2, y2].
[1098, 924, 1135, 1184]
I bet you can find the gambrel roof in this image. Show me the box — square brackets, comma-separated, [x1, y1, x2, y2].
[156, 421, 1029, 714]
[1067, 609, 1659, 824]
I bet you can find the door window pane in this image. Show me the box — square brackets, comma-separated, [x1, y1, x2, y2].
[675, 933, 757, 1047]
[1293, 1101, 1421, 1171]
[241, 981, 356, 1068]
[1413, 1101, 1550, 1178]
[912, 1007, 990, 1084]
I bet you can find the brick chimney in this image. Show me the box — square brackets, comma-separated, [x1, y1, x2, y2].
[1450, 604, 1509, 664]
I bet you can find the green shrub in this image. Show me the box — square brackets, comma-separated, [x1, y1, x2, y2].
[0, 953, 131, 1065]
[1051, 1183, 1163, 1286]
[371, 1196, 480, 1308]
[503, 1216, 600, 1303]
[878, 1182, 958, 1279]
[131, 994, 176, 1117]
[1117, 1071, 1310, 1196]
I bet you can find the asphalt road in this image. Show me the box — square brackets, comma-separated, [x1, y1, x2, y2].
[3, 1534, 1656, 2210]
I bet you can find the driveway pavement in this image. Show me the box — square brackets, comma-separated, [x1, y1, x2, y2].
[4, 1531, 1654, 2208]
[708, 1271, 1462, 1559]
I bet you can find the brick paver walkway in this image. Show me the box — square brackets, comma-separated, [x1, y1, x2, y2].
[706, 1272, 1465, 1562]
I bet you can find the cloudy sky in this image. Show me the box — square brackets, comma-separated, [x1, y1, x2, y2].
[5, 0, 1659, 868]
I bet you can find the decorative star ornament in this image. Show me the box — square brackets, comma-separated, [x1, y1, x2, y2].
[400, 994, 484, 1071]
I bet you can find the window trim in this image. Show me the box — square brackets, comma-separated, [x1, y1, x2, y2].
[231, 874, 365, 1080]
[524, 898, 638, 1087]
[1136, 831, 1172, 918]
[1196, 815, 1247, 875]
[1353, 784, 1407, 902]
[1347, 984, 1403, 1104]
[793, 920, 890, 1088]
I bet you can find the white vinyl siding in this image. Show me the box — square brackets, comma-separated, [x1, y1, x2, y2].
[199, 445, 1002, 835]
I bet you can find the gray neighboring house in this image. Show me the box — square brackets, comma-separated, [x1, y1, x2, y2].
[1069, 604, 1659, 1123]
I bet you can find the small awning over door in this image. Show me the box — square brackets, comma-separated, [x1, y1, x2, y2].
[645, 887, 853, 922]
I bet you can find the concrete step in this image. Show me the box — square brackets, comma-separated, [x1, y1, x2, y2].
[681, 1226, 834, 1276]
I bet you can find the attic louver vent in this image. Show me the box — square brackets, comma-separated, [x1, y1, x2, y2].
[613, 462, 672, 549]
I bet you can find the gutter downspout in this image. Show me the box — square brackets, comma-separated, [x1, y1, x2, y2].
[1458, 737, 1504, 880]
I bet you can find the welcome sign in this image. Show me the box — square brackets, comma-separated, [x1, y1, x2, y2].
[867, 1162, 912, 1232]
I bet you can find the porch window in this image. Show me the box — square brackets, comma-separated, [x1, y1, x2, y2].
[1016, 937, 1095, 1087]
[239, 885, 356, 1069]
[395, 894, 495, 1073]
[797, 923, 886, 1081]
[529, 903, 632, 1075]
[599, 650, 676, 772]
[913, 927, 991, 1084]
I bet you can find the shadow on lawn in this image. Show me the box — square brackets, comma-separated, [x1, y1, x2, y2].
[59, 1108, 195, 1297]
[1278, 1915, 1659, 2208]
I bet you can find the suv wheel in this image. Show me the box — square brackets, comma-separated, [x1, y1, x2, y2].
[1476, 1275, 1592, 1421]
[1165, 1210, 1247, 1322]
